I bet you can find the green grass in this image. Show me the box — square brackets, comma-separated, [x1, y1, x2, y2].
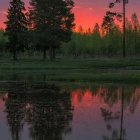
[1, 58, 140, 83]
[1, 58, 140, 69]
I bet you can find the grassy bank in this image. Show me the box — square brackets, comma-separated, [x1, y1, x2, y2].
[1, 58, 140, 69]
[1, 58, 140, 83]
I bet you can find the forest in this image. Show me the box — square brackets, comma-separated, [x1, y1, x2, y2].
[61, 14, 140, 58]
[1, 12, 140, 59]
[0, 0, 140, 60]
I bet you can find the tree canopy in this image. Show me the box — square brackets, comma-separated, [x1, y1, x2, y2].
[28, 0, 75, 60]
[5, 0, 28, 60]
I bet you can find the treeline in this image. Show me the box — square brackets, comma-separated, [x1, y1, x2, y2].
[1, 0, 140, 60]
[61, 13, 140, 58]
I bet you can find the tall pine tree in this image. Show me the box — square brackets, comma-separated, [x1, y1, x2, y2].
[28, 0, 75, 60]
[5, 0, 27, 60]
[131, 13, 140, 54]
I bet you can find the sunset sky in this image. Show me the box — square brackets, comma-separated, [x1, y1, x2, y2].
[0, 0, 140, 30]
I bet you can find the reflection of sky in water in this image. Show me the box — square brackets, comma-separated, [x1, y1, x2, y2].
[0, 85, 140, 140]
[0, 98, 11, 140]
[67, 87, 140, 140]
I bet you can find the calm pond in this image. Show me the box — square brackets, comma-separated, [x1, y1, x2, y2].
[0, 82, 140, 140]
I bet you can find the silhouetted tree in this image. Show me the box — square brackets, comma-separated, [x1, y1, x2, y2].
[3, 82, 73, 140]
[102, 12, 116, 34]
[28, 0, 75, 60]
[5, 0, 28, 60]
[131, 13, 140, 54]
[102, 12, 116, 57]
[77, 25, 84, 33]
[108, 0, 129, 58]
[0, 30, 8, 56]
[4, 93, 26, 140]
[92, 23, 101, 56]
[93, 23, 100, 34]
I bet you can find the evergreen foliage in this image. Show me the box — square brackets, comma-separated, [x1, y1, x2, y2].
[5, 0, 28, 60]
[2, 0, 140, 59]
[28, 0, 75, 60]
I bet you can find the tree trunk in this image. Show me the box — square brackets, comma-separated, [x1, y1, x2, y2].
[43, 48, 47, 60]
[123, 0, 126, 58]
[49, 47, 53, 61]
[135, 36, 137, 55]
[52, 48, 56, 60]
[13, 50, 17, 61]
[134, 28, 137, 55]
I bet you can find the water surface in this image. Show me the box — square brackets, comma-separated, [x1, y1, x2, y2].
[0, 82, 140, 140]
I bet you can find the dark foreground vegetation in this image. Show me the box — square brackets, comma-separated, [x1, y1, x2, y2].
[1, 58, 140, 83]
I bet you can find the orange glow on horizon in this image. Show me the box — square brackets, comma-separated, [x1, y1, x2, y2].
[0, 8, 103, 30]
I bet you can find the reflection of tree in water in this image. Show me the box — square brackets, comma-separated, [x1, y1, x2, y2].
[97, 86, 140, 140]
[98, 86, 140, 114]
[4, 89, 26, 140]
[98, 86, 121, 107]
[101, 105, 124, 140]
[26, 84, 73, 140]
[127, 87, 140, 114]
[4, 83, 73, 140]
[100, 87, 126, 140]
